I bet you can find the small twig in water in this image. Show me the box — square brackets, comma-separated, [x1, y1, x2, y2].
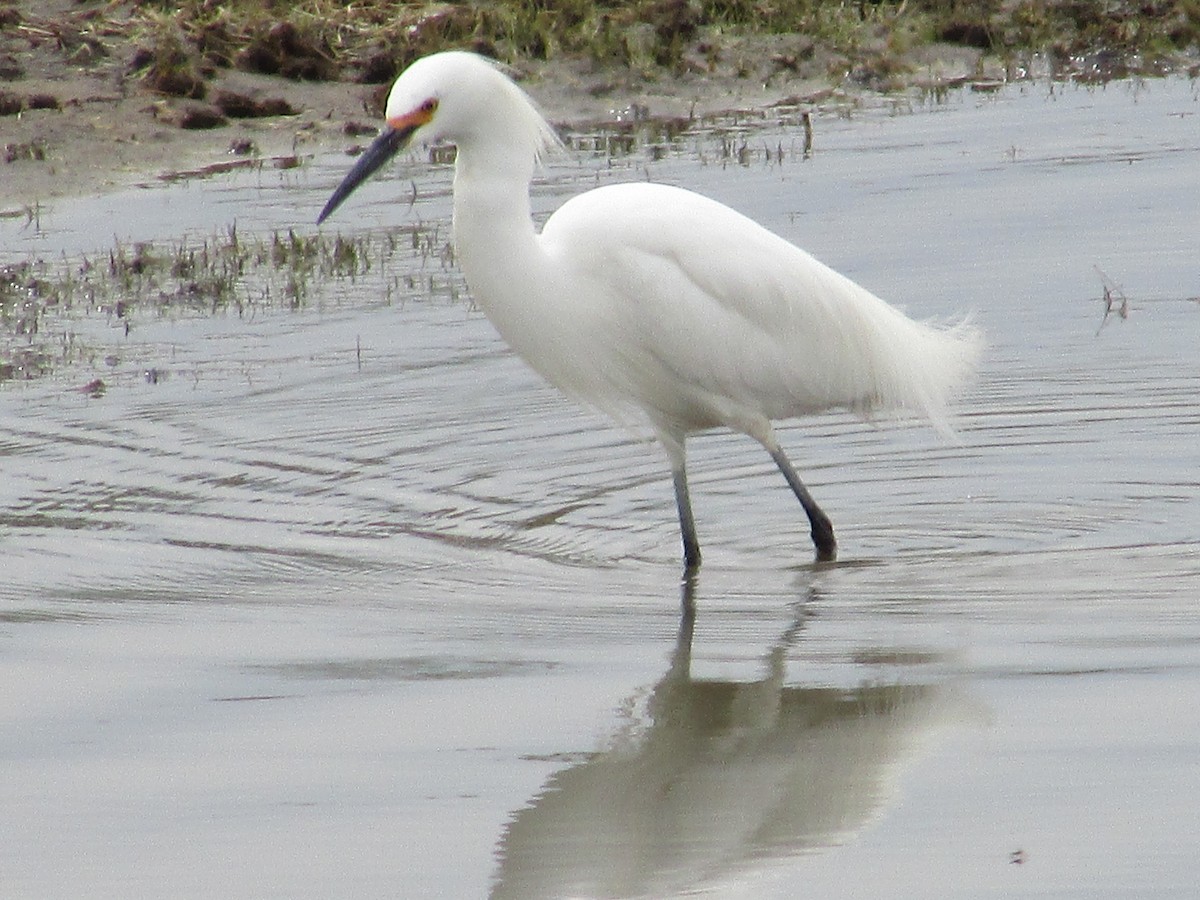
[1094, 265, 1129, 335]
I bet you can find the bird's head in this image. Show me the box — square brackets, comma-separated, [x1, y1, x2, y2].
[317, 51, 559, 225]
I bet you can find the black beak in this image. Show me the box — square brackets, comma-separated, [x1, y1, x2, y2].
[317, 124, 416, 225]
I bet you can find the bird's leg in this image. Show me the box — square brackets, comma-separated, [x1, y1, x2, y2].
[671, 463, 703, 571]
[679, 570, 698, 621]
[767, 444, 837, 562]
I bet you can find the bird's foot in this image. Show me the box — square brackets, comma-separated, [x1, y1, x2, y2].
[814, 541, 838, 563]
[811, 522, 837, 563]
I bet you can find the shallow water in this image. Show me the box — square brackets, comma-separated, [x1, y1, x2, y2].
[2, 77, 1199, 898]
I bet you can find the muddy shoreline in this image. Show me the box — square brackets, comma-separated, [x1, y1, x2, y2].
[1, 37, 981, 210]
[5, 0, 1195, 211]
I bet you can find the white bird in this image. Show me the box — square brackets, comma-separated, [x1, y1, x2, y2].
[318, 51, 980, 569]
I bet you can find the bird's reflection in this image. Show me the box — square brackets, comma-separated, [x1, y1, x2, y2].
[491, 576, 945, 899]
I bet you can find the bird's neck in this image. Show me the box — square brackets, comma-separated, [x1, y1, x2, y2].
[453, 175, 535, 242]
[451, 147, 543, 295]
[450, 146, 570, 374]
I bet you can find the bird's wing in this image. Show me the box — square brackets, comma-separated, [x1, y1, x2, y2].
[540, 182, 975, 434]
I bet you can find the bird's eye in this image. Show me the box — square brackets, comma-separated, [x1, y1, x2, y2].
[420, 99, 438, 115]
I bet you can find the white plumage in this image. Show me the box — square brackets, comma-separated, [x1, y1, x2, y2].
[318, 51, 981, 568]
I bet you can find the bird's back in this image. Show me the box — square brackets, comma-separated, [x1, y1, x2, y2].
[537, 181, 980, 438]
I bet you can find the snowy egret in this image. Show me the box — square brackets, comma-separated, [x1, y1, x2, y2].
[318, 51, 980, 569]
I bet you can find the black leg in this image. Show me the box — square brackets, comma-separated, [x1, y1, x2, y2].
[679, 571, 697, 628]
[671, 463, 702, 571]
[767, 444, 837, 562]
